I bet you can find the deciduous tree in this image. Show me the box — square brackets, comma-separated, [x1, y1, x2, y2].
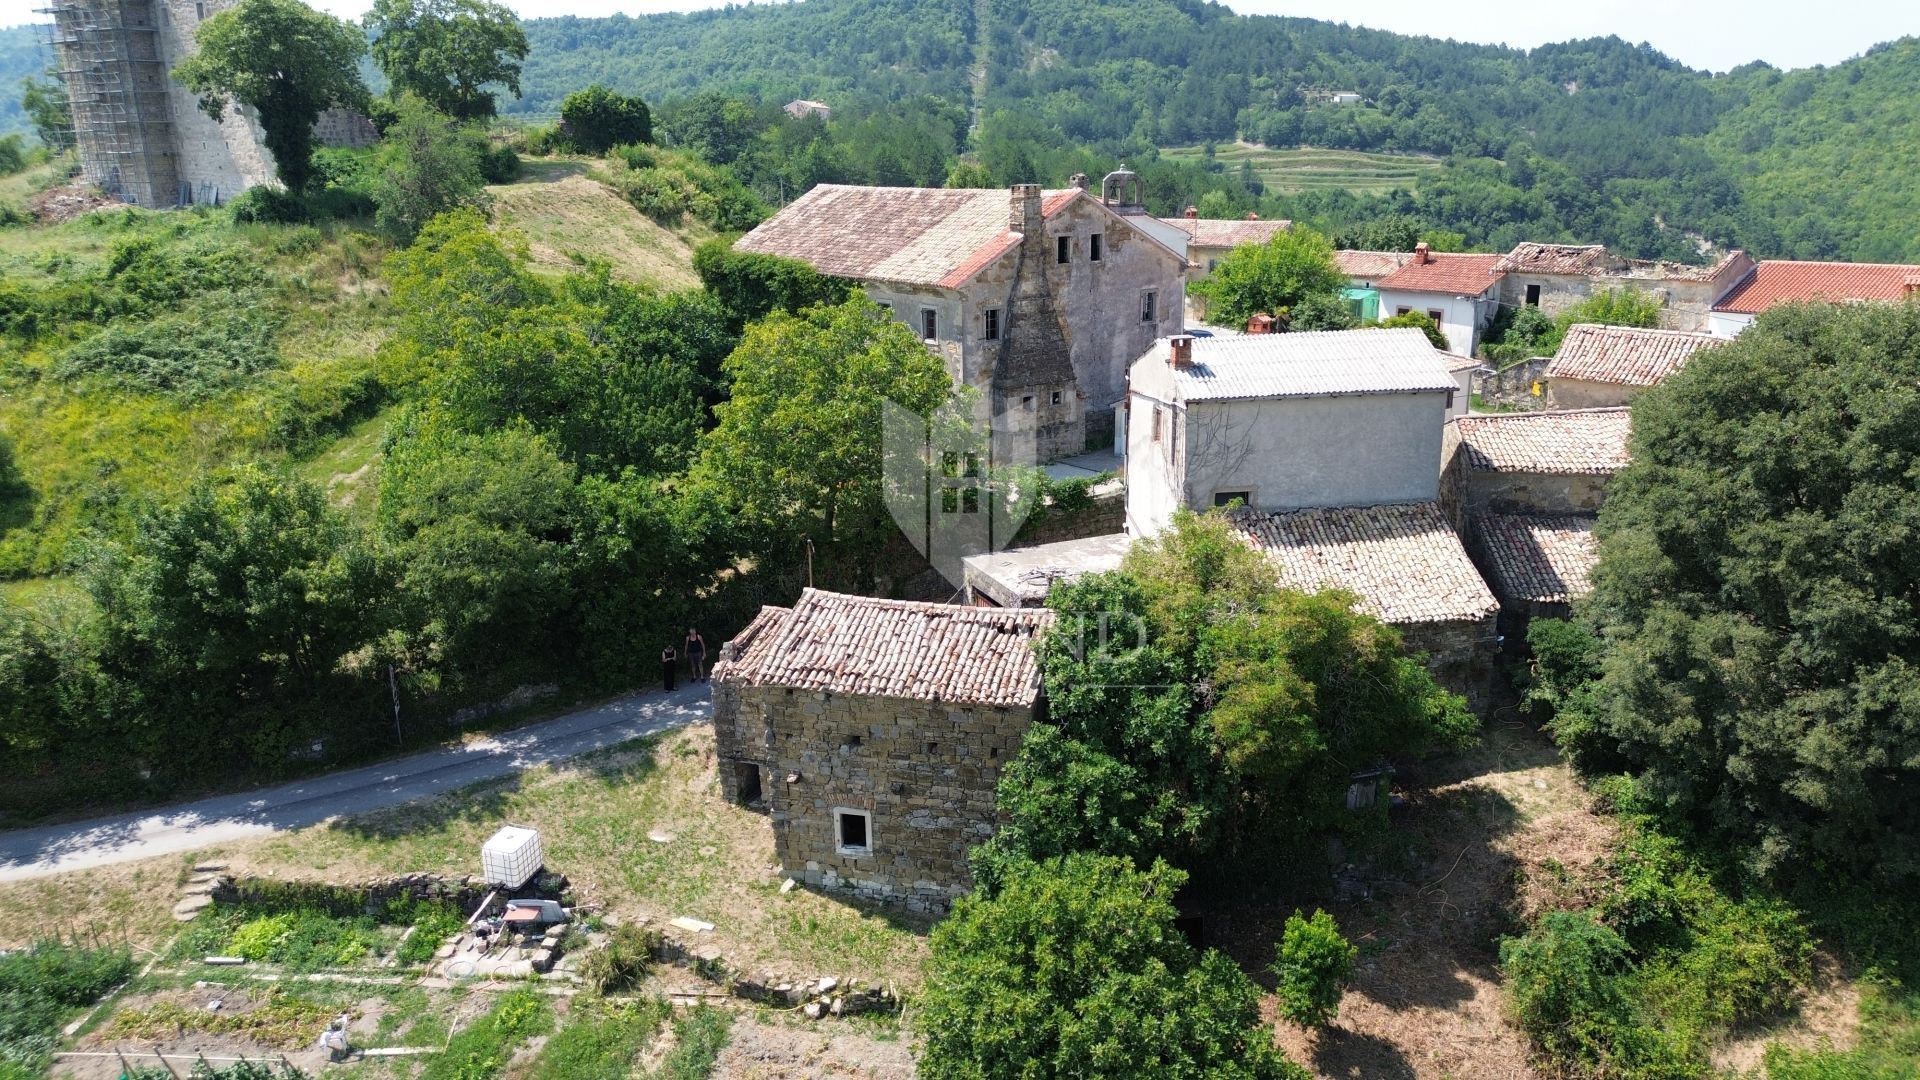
[366, 0, 528, 121]
[560, 84, 652, 154]
[1189, 226, 1346, 328]
[371, 94, 488, 242]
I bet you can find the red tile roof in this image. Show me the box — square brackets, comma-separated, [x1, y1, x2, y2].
[1497, 243, 1745, 284]
[1546, 324, 1721, 388]
[1334, 250, 1413, 280]
[1474, 514, 1600, 606]
[712, 589, 1053, 707]
[1451, 408, 1632, 475]
[1228, 503, 1499, 625]
[1712, 260, 1920, 315]
[734, 184, 1085, 290]
[1161, 217, 1293, 249]
[1375, 252, 1505, 296]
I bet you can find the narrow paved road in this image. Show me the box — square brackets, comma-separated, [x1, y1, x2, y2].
[0, 684, 712, 882]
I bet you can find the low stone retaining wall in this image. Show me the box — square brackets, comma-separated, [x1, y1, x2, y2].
[210, 871, 570, 919]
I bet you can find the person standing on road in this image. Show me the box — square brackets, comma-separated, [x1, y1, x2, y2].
[685, 628, 708, 682]
[661, 643, 677, 691]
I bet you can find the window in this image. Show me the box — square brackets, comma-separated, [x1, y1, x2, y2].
[1525, 284, 1542, 306]
[983, 308, 1001, 340]
[1213, 491, 1251, 508]
[1207, 258, 1219, 272]
[834, 808, 872, 855]
[941, 451, 981, 515]
[1057, 235, 1071, 264]
[1395, 306, 1413, 316]
[1049, 390, 1063, 406]
[1427, 309, 1445, 324]
[921, 309, 937, 340]
[1090, 234, 1103, 262]
[1141, 290, 1157, 323]
[875, 300, 891, 311]
[1151, 406, 1163, 442]
[195, 1, 208, 18]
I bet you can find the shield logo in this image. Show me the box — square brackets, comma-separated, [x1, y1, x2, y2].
[882, 395, 1042, 587]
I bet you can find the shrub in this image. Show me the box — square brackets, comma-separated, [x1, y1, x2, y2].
[479, 143, 520, 184]
[230, 185, 311, 225]
[577, 924, 660, 994]
[609, 165, 692, 223]
[559, 84, 651, 153]
[1501, 911, 1635, 1063]
[396, 903, 466, 965]
[0, 939, 136, 1005]
[55, 295, 283, 398]
[1272, 909, 1357, 1028]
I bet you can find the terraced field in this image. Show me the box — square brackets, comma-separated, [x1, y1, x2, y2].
[1161, 142, 1444, 193]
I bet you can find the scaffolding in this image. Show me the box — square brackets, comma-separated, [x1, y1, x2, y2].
[40, 0, 179, 206]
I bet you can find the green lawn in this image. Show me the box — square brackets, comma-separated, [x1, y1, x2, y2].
[1161, 142, 1443, 193]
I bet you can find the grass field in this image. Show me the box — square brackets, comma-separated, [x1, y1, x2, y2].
[1161, 142, 1444, 194]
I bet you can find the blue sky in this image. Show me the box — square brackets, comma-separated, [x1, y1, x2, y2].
[5, 0, 1915, 74]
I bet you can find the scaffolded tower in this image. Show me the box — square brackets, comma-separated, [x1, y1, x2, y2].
[41, 0, 179, 206]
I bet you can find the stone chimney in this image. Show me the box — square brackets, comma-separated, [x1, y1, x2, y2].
[1184, 205, 1198, 219]
[1010, 184, 1043, 235]
[1247, 313, 1275, 335]
[1069, 173, 1090, 191]
[1245, 212, 1259, 221]
[1414, 241, 1431, 264]
[1168, 335, 1194, 368]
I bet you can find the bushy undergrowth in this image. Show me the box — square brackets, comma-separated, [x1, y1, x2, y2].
[577, 924, 662, 994]
[391, 899, 466, 964]
[654, 1006, 733, 1080]
[421, 988, 553, 1080]
[226, 910, 385, 971]
[55, 293, 284, 398]
[601, 145, 764, 231]
[0, 941, 136, 1076]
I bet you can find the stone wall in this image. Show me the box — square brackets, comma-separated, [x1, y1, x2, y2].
[209, 870, 569, 919]
[1464, 469, 1611, 519]
[1010, 489, 1123, 547]
[1471, 359, 1553, 410]
[1547, 376, 1635, 410]
[1400, 614, 1499, 717]
[714, 684, 1032, 912]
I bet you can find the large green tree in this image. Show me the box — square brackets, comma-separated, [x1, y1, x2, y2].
[365, 0, 528, 121]
[976, 512, 1476, 886]
[371, 94, 489, 242]
[559, 84, 652, 154]
[172, 0, 369, 193]
[693, 295, 951, 583]
[1188, 225, 1346, 329]
[919, 854, 1309, 1080]
[1559, 301, 1920, 885]
[20, 72, 73, 152]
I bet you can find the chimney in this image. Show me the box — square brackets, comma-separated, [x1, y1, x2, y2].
[1069, 172, 1090, 191]
[1247, 313, 1275, 335]
[1414, 241, 1431, 264]
[1245, 212, 1259, 221]
[1168, 335, 1194, 368]
[1184, 205, 1198, 219]
[1010, 183, 1043, 235]
[1906, 273, 1920, 299]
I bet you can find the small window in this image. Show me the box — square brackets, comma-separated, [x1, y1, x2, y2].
[1151, 406, 1163, 442]
[1525, 284, 1542, 306]
[984, 308, 1001, 340]
[1395, 306, 1412, 316]
[1090, 234, 1103, 261]
[1021, 394, 1034, 407]
[1213, 490, 1250, 508]
[921, 309, 937, 340]
[1141, 291, 1157, 323]
[835, 809, 872, 855]
[1049, 390, 1063, 406]
[195, 1, 208, 18]
[1057, 235, 1071, 264]
[1207, 258, 1219, 272]
[875, 300, 891, 311]
[1427, 308, 1445, 323]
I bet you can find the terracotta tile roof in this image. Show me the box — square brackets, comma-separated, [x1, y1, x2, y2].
[718, 605, 791, 674]
[1334, 250, 1412, 279]
[1712, 259, 1920, 315]
[1155, 328, 1456, 402]
[1228, 503, 1499, 625]
[1496, 243, 1613, 275]
[1451, 408, 1632, 475]
[712, 589, 1053, 707]
[1475, 514, 1599, 606]
[733, 184, 1078, 289]
[1443, 351, 1483, 373]
[1546, 324, 1720, 388]
[1375, 252, 1505, 296]
[1161, 217, 1292, 248]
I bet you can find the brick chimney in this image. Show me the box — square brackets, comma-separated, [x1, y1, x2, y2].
[1184, 205, 1198, 218]
[1168, 335, 1194, 368]
[1414, 241, 1431, 264]
[1010, 184, 1043, 235]
[1247, 313, 1275, 335]
[1906, 273, 1920, 299]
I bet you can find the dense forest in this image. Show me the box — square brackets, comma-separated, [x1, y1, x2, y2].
[504, 0, 1920, 262]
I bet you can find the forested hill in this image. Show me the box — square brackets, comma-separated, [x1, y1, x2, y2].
[512, 0, 1920, 263]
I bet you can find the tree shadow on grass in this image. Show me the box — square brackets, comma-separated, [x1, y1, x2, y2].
[322, 772, 528, 844]
[1308, 1026, 1417, 1080]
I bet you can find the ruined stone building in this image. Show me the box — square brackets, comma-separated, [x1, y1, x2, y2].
[711, 589, 1052, 911]
[1159, 208, 1291, 288]
[1544, 324, 1721, 408]
[733, 172, 1187, 458]
[1440, 408, 1629, 636]
[45, 0, 374, 208]
[1492, 243, 1755, 333]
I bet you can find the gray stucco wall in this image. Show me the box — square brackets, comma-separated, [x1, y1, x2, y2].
[1181, 392, 1446, 514]
[712, 681, 1031, 912]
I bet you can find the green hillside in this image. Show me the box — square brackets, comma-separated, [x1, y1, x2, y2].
[0, 24, 51, 139]
[1160, 143, 1443, 194]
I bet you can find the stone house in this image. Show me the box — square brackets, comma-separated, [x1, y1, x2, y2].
[1492, 243, 1755, 333]
[733, 173, 1187, 458]
[1227, 503, 1501, 713]
[1470, 513, 1600, 636]
[1124, 328, 1459, 536]
[1708, 259, 1920, 337]
[783, 99, 832, 120]
[710, 589, 1053, 912]
[1545, 324, 1721, 408]
[1372, 245, 1506, 357]
[1161, 208, 1292, 288]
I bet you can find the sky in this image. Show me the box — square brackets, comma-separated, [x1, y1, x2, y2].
[3, 0, 1916, 74]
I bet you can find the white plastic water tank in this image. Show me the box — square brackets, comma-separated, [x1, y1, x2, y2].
[480, 825, 543, 889]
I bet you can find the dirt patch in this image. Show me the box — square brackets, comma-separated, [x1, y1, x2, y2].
[1712, 952, 1861, 1073]
[713, 1013, 916, 1079]
[28, 182, 124, 224]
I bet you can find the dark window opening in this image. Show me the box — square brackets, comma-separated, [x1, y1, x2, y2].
[927, 742, 939, 754]
[1525, 284, 1541, 306]
[984, 308, 1001, 340]
[1142, 291, 1157, 322]
[838, 811, 870, 852]
[844, 734, 862, 749]
[1395, 306, 1412, 316]
[1057, 235, 1071, 263]
[733, 761, 762, 803]
[1427, 308, 1445, 324]
[1050, 390, 1063, 406]
[1090, 234, 1103, 261]
[921, 309, 937, 340]
[1213, 491, 1250, 507]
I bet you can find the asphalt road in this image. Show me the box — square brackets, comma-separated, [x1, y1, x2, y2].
[0, 683, 713, 882]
